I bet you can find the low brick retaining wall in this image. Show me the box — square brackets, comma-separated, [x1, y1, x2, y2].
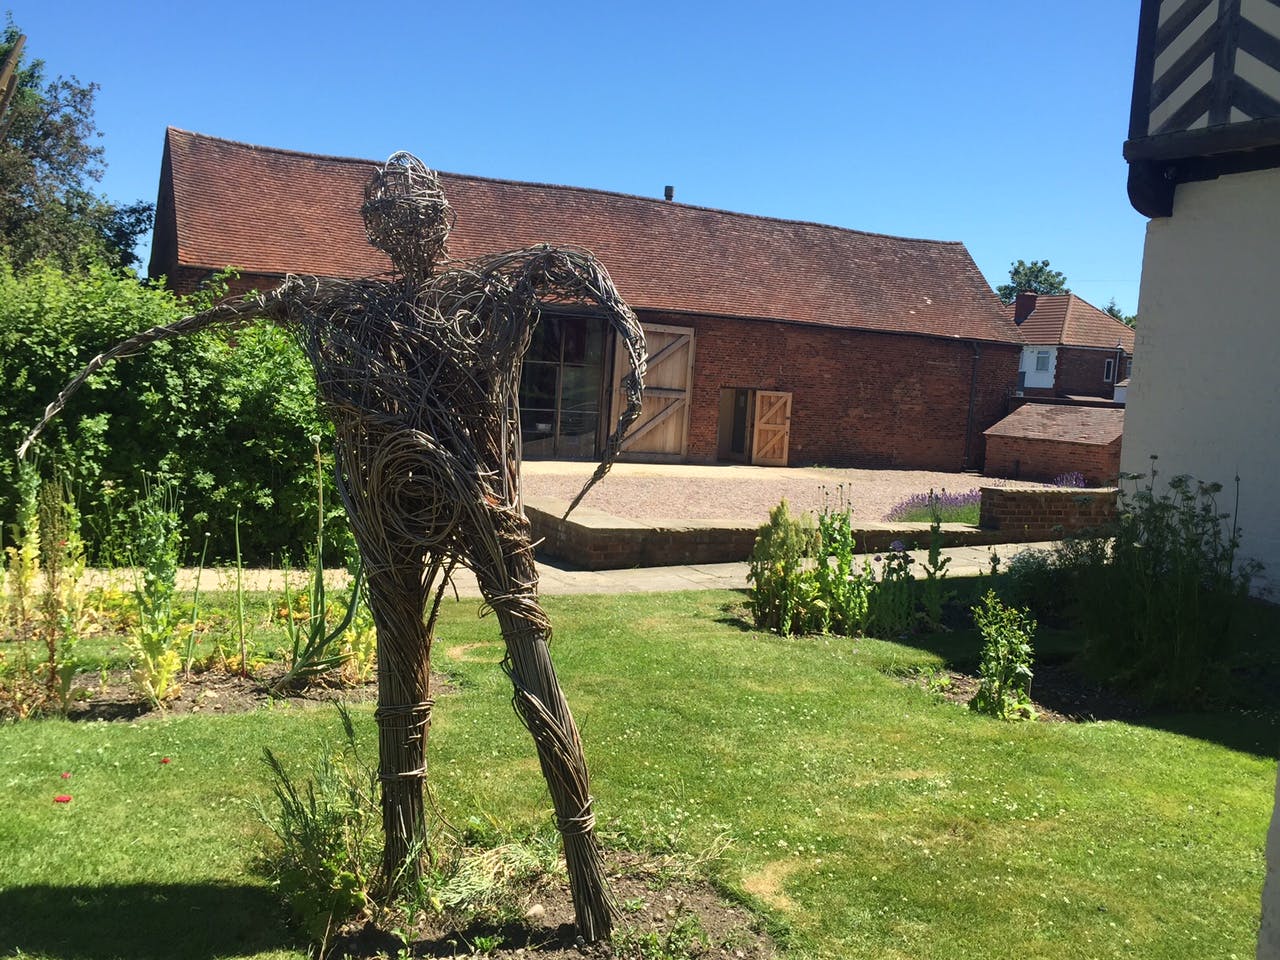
[526, 498, 757, 570]
[978, 486, 1118, 541]
[528, 496, 1026, 571]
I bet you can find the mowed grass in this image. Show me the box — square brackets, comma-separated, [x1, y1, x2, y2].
[1, 589, 1275, 959]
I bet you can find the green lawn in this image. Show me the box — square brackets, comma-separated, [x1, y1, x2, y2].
[1, 589, 1275, 959]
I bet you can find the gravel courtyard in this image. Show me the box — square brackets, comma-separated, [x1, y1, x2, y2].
[521, 460, 1035, 526]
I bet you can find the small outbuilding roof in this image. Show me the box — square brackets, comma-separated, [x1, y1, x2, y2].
[983, 403, 1125, 446]
[151, 128, 1019, 344]
[1008, 294, 1136, 352]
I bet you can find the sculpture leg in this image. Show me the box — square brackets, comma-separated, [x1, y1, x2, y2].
[364, 564, 434, 881]
[472, 510, 615, 941]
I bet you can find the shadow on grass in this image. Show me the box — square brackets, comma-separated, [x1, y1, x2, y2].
[0, 882, 298, 959]
[894, 584, 1280, 760]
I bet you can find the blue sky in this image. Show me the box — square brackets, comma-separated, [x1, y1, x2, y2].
[12, 1, 1147, 314]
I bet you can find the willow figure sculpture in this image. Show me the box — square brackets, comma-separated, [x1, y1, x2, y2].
[20, 152, 647, 940]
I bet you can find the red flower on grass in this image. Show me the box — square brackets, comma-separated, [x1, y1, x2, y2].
[160, 757, 171, 765]
[60, 772, 71, 779]
[53, 795, 72, 803]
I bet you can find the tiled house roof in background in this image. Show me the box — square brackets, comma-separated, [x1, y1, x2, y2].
[1007, 294, 1137, 351]
[983, 404, 1124, 445]
[154, 128, 1017, 343]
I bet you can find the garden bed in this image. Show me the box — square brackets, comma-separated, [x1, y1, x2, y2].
[331, 851, 775, 959]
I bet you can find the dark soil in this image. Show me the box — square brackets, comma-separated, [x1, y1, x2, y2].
[909, 659, 1145, 723]
[330, 852, 775, 959]
[64, 666, 455, 722]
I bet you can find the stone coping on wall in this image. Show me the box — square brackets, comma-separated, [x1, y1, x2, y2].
[525, 495, 1057, 571]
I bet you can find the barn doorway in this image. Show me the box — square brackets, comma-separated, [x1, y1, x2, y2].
[520, 313, 608, 459]
[717, 388, 753, 462]
[610, 323, 695, 460]
[716, 388, 792, 465]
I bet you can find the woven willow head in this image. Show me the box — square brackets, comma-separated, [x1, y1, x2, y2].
[362, 151, 456, 275]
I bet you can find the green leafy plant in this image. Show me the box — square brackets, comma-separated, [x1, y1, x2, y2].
[128, 476, 184, 706]
[813, 490, 871, 636]
[1069, 461, 1261, 705]
[259, 705, 382, 947]
[969, 590, 1036, 721]
[867, 542, 915, 639]
[3, 461, 41, 638]
[272, 442, 361, 694]
[338, 568, 377, 686]
[0, 465, 88, 719]
[747, 499, 819, 636]
[612, 911, 712, 959]
[37, 477, 88, 714]
[183, 532, 211, 678]
[918, 491, 952, 630]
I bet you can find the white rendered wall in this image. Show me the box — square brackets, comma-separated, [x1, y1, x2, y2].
[1122, 166, 1280, 598]
[1121, 166, 1280, 960]
[1018, 345, 1057, 390]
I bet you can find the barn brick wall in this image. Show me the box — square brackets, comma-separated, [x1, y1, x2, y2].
[163, 268, 276, 298]
[979, 486, 1118, 539]
[640, 309, 1019, 471]
[158, 270, 1021, 473]
[1054, 346, 1127, 398]
[984, 434, 1122, 486]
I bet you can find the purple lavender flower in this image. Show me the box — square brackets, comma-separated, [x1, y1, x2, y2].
[884, 488, 981, 522]
[890, 540, 906, 552]
[1052, 471, 1087, 488]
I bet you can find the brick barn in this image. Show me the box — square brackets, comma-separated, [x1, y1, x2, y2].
[982, 404, 1124, 486]
[149, 128, 1021, 470]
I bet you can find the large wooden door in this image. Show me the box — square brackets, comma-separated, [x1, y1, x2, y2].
[751, 390, 792, 466]
[612, 323, 694, 459]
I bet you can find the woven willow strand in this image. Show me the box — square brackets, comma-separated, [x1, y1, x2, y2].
[18, 153, 646, 942]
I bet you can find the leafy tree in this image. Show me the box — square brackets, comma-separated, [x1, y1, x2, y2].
[996, 259, 1069, 304]
[0, 18, 152, 270]
[1104, 298, 1137, 328]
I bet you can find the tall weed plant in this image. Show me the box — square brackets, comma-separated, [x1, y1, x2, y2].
[3, 461, 41, 635]
[969, 590, 1036, 721]
[813, 493, 870, 635]
[0, 466, 89, 717]
[37, 477, 87, 713]
[128, 477, 184, 705]
[747, 500, 819, 635]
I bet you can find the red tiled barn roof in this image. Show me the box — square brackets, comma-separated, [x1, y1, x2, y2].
[153, 128, 1018, 343]
[983, 403, 1125, 445]
[1006, 294, 1136, 352]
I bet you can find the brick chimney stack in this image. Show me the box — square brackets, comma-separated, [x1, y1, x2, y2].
[1013, 292, 1038, 325]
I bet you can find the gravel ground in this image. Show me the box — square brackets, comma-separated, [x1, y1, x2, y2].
[521, 461, 1038, 526]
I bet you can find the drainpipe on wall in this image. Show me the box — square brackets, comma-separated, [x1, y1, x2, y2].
[963, 341, 982, 470]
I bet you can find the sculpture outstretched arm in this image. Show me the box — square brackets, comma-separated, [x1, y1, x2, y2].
[481, 245, 647, 517]
[16, 293, 275, 460]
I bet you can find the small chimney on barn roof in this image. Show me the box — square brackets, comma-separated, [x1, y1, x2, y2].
[664, 185, 674, 202]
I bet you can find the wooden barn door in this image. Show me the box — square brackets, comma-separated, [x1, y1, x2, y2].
[751, 390, 792, 466]
[613, 323, 694, 459]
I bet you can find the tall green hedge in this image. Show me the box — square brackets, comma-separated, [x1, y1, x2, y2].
[0, 258, 339, 565]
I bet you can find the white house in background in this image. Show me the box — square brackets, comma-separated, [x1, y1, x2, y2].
[1124, 2, 1280, 955]
[1008, 292, 1135, 401]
